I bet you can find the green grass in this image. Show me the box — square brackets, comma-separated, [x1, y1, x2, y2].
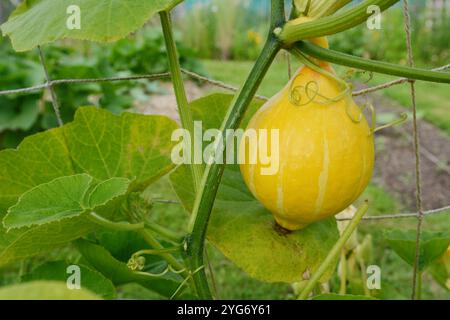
[202, 59, 450, 135]
[202, 56, 301, 98]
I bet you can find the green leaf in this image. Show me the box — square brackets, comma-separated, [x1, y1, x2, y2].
[96, 229, 155, 263]
[22, 261, 116, 299]
[312, 293, 377, 300]
[0, 128, 73, 214]
[0, 217, 96, 268]
[0, 280, 101, 300]
[385, 229, 450, 272]
[0, 107, 178, 266]
[1, 0, 183, 52]
[170, 93, 340, 283]
[3, 174, 130, 229]
[64, 106, 176, 186]
[76, 239, 187, 299]
[85, 177, 130, 208]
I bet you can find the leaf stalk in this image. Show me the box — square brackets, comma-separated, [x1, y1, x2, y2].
[160, 11, 203, 193]
[292, 42, 450, 83]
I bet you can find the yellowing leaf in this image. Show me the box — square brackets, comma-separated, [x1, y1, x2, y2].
[0, 107, 178, 266]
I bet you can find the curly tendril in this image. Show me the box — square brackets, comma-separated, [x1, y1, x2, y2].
[170, 266, 205, 300]
[346, 101, 408, 136]
[289, 51, 352, 107]
[289, 80, 319, 106]
[343, 68, 374, 84]
[288, 77, 352, 107]
[290, 47, 406, 134]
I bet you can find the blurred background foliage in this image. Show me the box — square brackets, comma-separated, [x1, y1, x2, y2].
[0, 0, 448, 148]
[0, 0, 448, 300]
[0, 26, 203, 148]
[174, 0, 449, 66]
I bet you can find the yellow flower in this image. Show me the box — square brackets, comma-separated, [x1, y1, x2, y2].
[247, 30, 263, 45]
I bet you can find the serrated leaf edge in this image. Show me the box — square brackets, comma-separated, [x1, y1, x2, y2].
[3, 174, 131, 230]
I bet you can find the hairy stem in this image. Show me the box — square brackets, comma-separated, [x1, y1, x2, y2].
[293, 42, 450, 83]
[186, 0, 285, 300]
[160, 11, 203, 192]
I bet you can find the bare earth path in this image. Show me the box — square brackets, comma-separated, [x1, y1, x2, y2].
[354, 90, 450, 211]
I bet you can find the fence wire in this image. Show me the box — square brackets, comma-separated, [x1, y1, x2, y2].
[0, 3, 449, 299]
[38, 46, 63, 127]
[401, 0, 425, 300]
[0, 43, 449, 221]
[1, 62, 449, 101]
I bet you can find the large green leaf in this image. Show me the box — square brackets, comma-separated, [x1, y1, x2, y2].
[96, 229, 161, 265]
[0, 107, 178, 266]
[0, 280, 101, 300]
[170, 93, 340, 283]
[1, 0, 183, 52]
[22, 261, 116, 299]
[4, 174, 130, 229]
[75, 239, 189, 299]
[0, 218, 95, 267]
[0, 127, 73, 214]
[64, 106, 176, 186]
[385, 229, 450, 272]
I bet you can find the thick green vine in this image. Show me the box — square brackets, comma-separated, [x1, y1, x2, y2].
[186, 0, 285, 300]
[279, 0, 400, 44]
[293, 42, 450, 83]
[164, 0, 449, 300]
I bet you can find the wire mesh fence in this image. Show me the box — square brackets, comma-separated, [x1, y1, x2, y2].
[0, 0, 448, 300]
[0, 14, 449, 222]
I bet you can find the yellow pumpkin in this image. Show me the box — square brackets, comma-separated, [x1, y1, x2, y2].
[239, 62, 375, 231]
